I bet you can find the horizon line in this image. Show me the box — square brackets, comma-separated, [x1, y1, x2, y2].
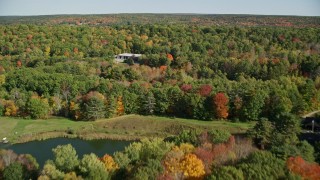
[0, 13, 319, 18]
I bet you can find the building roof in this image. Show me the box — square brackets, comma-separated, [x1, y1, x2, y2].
[117, 53, 142, 57]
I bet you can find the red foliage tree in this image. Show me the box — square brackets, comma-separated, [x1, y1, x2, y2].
[157, 173, 174, 180]
[180, 84, 192, 93]
[212, 144, 228, 158]
[194, 147, 214, 174]
[226, 136, 236, 149]
[198, 84, 212, 97]
[101, 40, 108, 45]
[271, 58, 280, 64]
[212, 143, 231, 166]
[16, 60, 22, 67]
[278, 35, 285, 41]
[287, 156, 320, 180]
[213, 92, 229, 119]
[292, 37, 300, 42]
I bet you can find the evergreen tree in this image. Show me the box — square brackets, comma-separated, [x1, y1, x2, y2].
[142, 92, 156, 115]
[81, 95, 106, 121]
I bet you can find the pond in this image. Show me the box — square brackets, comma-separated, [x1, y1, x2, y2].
[0, 138, 132, 167]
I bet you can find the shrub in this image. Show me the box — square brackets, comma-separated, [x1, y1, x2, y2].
[237, 151, 286, 180]
[26, 97, 50, 119]
[208, 166, 244, 180]
[172, 129, 200, 146]
[3, 162, 24, 180]
[209, 129, 231, 144]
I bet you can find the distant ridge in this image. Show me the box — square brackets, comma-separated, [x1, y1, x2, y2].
[1, 13, 319, 17]
[0, 14, 319, 27]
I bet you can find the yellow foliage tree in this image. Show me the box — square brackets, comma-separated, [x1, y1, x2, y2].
[69, 101, 81, 120]
[100, 154, 119, 172]
[44, 46, 51, 56]
[163, 146, 184, 176]
[69, 101, 76, 111]
[180, 153, 205, 179]
[116, 96, 124, 116]
[63, 171, 82, 180]
[145, 40, 153, 47]
[0, 75, 5, 85]
[179, 143, 195, 154]
[4, 100, 18, 116]
[163, 143, 200, 179]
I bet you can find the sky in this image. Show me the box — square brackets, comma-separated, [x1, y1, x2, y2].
[0, 0, 319, 16]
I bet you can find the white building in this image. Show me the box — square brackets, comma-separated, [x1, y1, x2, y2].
[114, 53, 142, 63]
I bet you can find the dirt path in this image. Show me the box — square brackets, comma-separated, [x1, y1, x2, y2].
[302, 110, 320, 118]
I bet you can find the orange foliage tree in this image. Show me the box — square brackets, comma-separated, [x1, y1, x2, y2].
[287, 156, 320, 180]
[213, 92, 229, 119]
[167, 54, 174, 61]
[100, 154, 119, 172]
[159, 65, 167, 72]
[116, 96, 124, 116]
[73, 47, 79, 54]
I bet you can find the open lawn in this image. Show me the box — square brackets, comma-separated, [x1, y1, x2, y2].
[0, 117, 92, 143]
[0, 115, 253, 144]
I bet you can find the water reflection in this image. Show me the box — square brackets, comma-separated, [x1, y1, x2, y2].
[0, 138, 132, 167]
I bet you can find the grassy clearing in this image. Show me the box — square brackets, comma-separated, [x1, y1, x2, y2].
[0, 117, 91, 143]
[0, 115, 253, 144]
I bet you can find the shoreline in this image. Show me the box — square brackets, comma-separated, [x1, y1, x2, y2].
[5, 131, 145, 145]
[4, 130, 248, 145]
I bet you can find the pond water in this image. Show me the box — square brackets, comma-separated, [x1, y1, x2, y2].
[0, 138, 132, 167]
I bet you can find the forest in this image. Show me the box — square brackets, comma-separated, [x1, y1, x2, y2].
[0, 14, 320, 179]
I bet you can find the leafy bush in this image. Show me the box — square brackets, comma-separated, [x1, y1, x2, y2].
[26, 98, 50, 119]
[52, 144, 79, 172]
[315, 141, 320, 164]
[172, 129, 200, 146]
[132, 159, 163, 180]
[209, 129, 231, 144]
[270, 141, 315, 161]
[208, 166, 244, 180]
[237, 151, 287, 180]
[79, 153, 109, 179]
[3, 162, 24, 180]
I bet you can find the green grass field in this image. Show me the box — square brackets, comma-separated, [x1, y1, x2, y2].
[0, 115, 253, 144]
[0, 116, 92, 143]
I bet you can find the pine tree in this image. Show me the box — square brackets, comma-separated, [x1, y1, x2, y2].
[143, 92, 156, 115]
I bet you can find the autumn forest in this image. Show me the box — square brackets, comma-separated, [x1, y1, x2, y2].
[0, 14, 319, 179]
